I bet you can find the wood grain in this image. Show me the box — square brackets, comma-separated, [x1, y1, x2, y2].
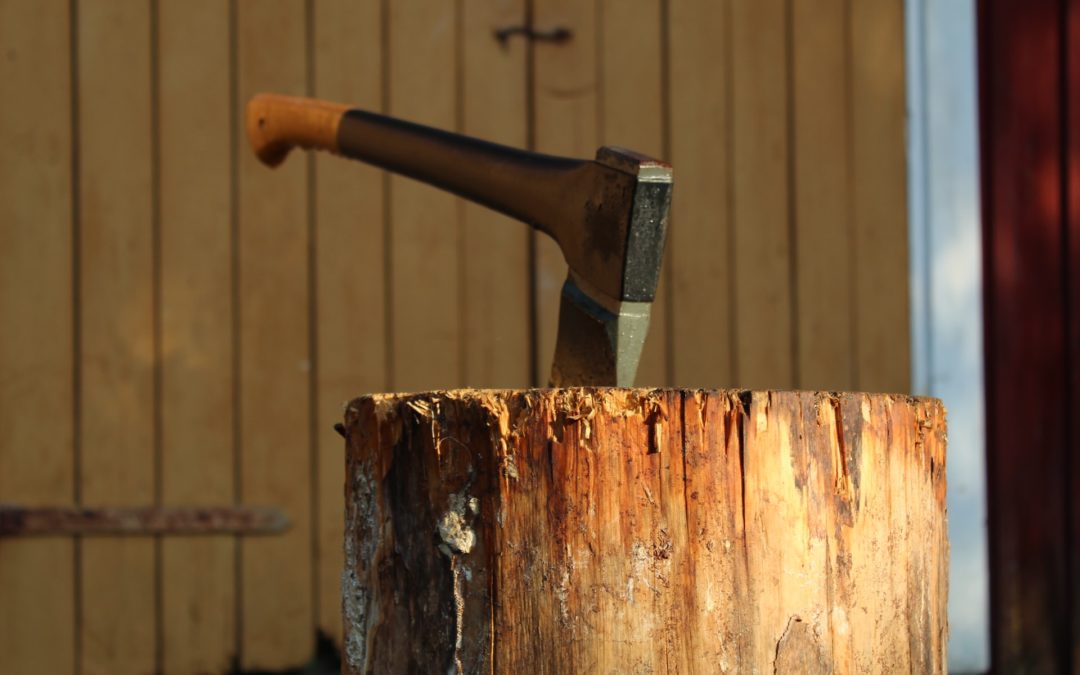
[76, 2, 157, 673]
[312, 0, 387, 648]
[157, 2, 236, 673]
[342, 388, 948, 673]
[532, 0, 599, 385]
[0, 1, 76, 673]
[668, 0, 734, 388]
[387, 0, 461, 392]
[236, 1, 313, 668]
[792, 0, 854, 391]
[851, 0, 909, 393]
[730, 0, 794, 389]
[461, 0, 530, 388]
[600, 0, 668, 386]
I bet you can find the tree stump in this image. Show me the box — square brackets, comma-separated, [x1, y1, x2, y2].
[341, 389, 948, 673]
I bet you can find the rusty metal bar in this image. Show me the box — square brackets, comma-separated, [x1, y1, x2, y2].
[0, 504, 290, 537]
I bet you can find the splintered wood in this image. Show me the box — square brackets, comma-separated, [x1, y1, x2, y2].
[342, 389, 948, 673]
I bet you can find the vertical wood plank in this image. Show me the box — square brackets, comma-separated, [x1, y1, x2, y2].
[157, 2, 235, 673]
[668, 0, 733, 387]
[0, 1, 76, 673]
[792, 0, 854, 390]
[76, 2, 157, 674]
[979, 0, 1069, 669]
[461, 0, 530, 388]
[533, 0, 599, 385]
[312, 0, 386, 647]
[1069, 0, 1080, 665]
[236, 1, 313, 668]
[599, 0, 668, 386]
[388, 0, 461, 392]
[851, 0, 909, 392]
[730, 0, 793, 389]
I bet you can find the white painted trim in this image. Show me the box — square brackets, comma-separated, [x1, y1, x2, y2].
[905, 0, 989, 670]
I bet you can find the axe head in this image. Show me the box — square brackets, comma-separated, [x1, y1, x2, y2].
[548, 147, 672, 387]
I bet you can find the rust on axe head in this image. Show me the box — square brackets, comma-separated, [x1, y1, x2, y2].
[246, 94, 672, 386]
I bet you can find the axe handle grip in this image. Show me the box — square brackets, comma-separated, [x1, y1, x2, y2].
[247, 93, 349, 166]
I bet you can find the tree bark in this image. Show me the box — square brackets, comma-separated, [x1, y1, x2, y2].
[341, 389, 948, 673]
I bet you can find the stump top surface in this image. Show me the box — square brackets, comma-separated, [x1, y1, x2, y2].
[352, 386, 942, 408]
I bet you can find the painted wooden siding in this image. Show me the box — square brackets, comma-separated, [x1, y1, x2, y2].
[979, 0, 1080, 669]
[0, 2, 76, 673]
[0, 0, 909, 672]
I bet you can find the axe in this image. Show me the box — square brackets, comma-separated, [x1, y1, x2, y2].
[246, 94, 672, 386]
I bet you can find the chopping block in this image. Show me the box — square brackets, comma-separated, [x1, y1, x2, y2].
[340, 388, 948, 673]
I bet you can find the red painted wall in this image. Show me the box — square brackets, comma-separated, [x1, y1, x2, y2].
[979, 0, 1080, 670]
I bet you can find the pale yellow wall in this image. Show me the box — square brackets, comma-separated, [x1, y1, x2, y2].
[0, 0, 908, 672]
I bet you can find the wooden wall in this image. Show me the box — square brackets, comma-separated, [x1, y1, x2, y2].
[979, 0, 1080, 670]
[0, 0, 908, 673]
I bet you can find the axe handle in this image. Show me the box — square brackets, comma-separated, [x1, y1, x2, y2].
[247, 93, 652, 304]
[246, 93, 599, 241]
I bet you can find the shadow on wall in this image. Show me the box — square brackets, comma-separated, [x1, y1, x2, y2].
[230, 632, 340, 675]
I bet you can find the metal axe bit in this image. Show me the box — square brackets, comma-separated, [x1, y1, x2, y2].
[246, 94, 672, 386]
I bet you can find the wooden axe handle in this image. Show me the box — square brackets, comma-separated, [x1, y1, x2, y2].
[246, 93, 348, 166]
[244, 93, 669, 308]
[244, 91, 597, 268]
